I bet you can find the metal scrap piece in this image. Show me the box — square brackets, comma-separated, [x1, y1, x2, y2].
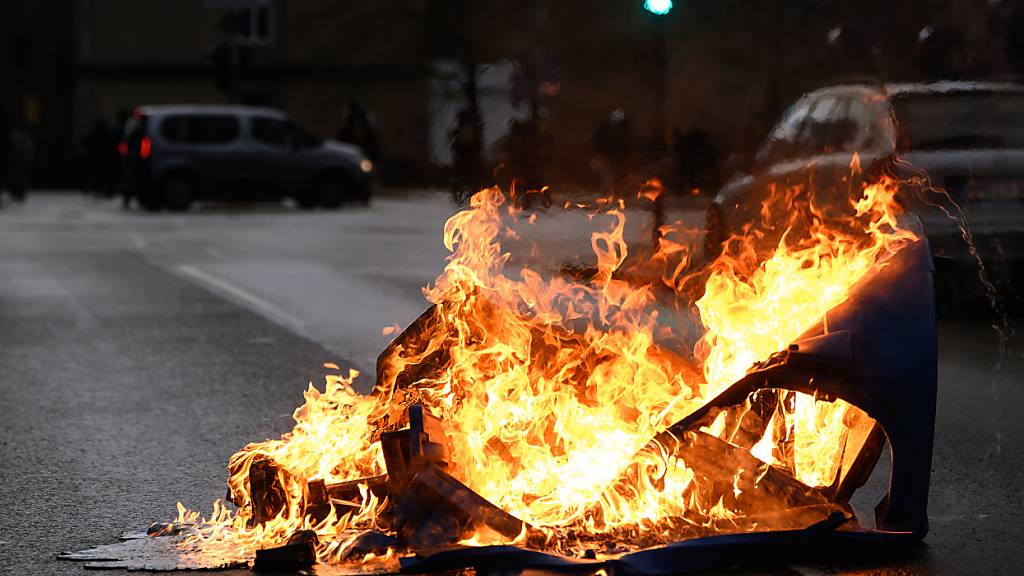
[393, 464, 527, 550]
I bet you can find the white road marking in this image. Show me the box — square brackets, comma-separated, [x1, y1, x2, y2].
[175, 264, 307, 333]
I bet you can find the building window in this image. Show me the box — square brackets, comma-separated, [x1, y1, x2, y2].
[207, 0, 275, 47]
[236, 1, 274, 46]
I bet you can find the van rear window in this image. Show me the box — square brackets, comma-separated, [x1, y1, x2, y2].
[160, 115, 239, 144]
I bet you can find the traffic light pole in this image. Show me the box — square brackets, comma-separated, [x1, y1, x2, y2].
[651, 16, 668, 154]
[645, 5, 670, 248]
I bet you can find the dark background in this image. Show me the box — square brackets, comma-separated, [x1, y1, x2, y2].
[4, 0, 1024, 188]
[1, 2, 1023, 575]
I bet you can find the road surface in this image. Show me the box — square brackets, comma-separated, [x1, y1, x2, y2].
[0, 193, 1021, 575]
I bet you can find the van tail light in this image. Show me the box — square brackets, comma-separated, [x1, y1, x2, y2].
[118, 141, 128, 156]
[139, 136, 152, 160]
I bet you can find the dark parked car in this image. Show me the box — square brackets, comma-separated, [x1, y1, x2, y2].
[707, 81, 1024, 303]
[120, 105, 374, 211]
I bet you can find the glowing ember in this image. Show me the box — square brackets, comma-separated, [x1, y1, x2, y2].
[172, 173, 918, 567]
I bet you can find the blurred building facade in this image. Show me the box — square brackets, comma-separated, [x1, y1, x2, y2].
[0, 0, 76, 187]
[74, 0, 437, 185]
[3, 0, 1024, 188]
[69, 0, 535, 186]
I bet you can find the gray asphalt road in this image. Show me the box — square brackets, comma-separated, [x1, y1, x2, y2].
[0, 252, 332, 575]
[0, 193, 1021, 575]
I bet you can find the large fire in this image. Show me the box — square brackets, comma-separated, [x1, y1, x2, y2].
[170, 172, 918, 567]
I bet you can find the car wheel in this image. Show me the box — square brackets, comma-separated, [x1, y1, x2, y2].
[293, 187, 317, 209]
[317, 173, 347, 209]
[162, 174, 196, 212]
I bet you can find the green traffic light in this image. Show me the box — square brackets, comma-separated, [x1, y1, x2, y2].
[644, 0, 673, 15]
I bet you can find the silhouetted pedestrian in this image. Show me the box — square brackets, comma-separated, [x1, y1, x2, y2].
[448, 107, 484, 203]
[0, 106, 10, 200]
[589, 108, 632, 194]
[500, 117, 552, 209]
[8, 125, 34, 202]
[336, 100, 381, 162]
[826, 26, 882, 81]
[913, 25, 967, 80]
[672, 126, 719, 193]
[82, 118, 115, 197]
[1001, 0, 1024, 76]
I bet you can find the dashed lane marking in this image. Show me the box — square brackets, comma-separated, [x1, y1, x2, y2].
[175, 264, 308, 334]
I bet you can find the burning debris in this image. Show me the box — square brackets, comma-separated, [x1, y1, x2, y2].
[63, 174, 935, 574]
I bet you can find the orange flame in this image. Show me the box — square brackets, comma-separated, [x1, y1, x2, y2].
[174, 174, 917, 564]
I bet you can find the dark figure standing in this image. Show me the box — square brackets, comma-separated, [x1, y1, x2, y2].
[589, 109, 632, 195]
[0, 107, 10, 201]
[1003, 0, 1024, 76]
[7, 125, 34, 202]
[826, 26, 882, 81]
[672, 126, 719, 194]
[336, 101, 380, 163]
[500, 117, 551, 209]
[82, 118, 117, 197]
[449, 107, 484, 204]
[913, 25, 968, 80]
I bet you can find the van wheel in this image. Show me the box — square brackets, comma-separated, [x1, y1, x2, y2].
[138, 191, 163, 212]
[318, 173, 347, 209]
[162, 174, 196, 212]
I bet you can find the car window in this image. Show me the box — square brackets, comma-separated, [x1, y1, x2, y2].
[799, 94, 890, 156]
[286, 121, 321, 148]
[892, 91, 1024, 150]
[755, 99, 812, 165]
[160, 115, 239, 144]
[251, 117, 291, 148]
[845, 96, 892, 151]
[797, 96, 842, 154]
